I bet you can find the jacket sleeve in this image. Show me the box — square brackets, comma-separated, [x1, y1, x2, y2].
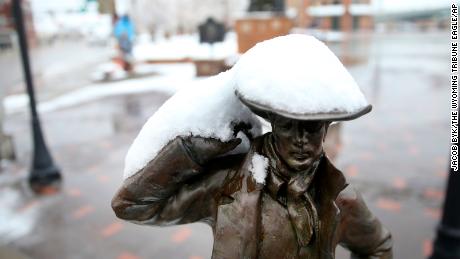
[336, 185, 393, 259]
[111, 137, 237, 226]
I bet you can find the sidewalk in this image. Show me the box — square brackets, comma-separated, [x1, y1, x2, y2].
[0, 246, 30, 259]
[0, 91, 214, 259]
[0, 39, 114, 99]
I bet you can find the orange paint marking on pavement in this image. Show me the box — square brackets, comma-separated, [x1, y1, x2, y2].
[403, 132, 414, 142]
[376, 198, 401, 212]
[189, 256, 204, 259]
[97, 175, 111, 183]
[87, 164, 101, 174]
[66, 188, 82, 197]
[101, 222, 124, 238]
[435, 170, 448, 179]
[377, 142, 387, 151]
[423, 239, 433, 257]
[335, 143, 343, 153]
[72, 205, 95, 219]
[359, 152, 373, 161]
[408, 146, 419, 156]
[117, 252, 141, 259]
[171, 226, 192, 243]
[435, 156, 445, 166]
[345, 165, 359, 178]
[423, 188, 444, 201]
[424, 208, 441, 220]
[17, 200, 40, 212]
[98, 140, 113, 149]
[40, 186, 60, 195]
[392, 177, 407, 190]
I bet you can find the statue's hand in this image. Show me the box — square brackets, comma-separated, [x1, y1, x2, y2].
[231, 121, 254, 140]
[183, 137, 242, 165]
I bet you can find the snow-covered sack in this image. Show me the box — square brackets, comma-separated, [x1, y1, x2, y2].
[249, 153, 269, 184]
[123, 70, 262, 179]
[234, 34, 368, 115]
[123, 34, 369, 180]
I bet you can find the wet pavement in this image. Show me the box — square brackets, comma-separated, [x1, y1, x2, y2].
[0, 31, 452, 259]
[0, 39, 113, 99]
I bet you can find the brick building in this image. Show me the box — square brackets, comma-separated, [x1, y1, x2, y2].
[287, 0, 374, 31]
[0, 0, 36, 48]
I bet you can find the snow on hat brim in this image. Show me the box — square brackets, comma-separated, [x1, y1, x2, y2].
[236, 90, 372, 121]
[233, 34, 372, 121]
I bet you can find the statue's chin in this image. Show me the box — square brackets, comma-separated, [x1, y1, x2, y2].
[284, 158, 314, 172]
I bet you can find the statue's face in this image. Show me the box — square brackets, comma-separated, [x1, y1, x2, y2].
[271, 115, 328, 171]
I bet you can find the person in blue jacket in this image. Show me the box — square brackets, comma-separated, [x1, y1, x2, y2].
[114, 15, 135, 71]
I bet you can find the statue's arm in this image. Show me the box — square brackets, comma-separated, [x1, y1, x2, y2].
[111, 136, 241, 226]
[336, 185, 393, 259]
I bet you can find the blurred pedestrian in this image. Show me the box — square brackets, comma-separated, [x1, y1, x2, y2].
[114, 15, 135, 72]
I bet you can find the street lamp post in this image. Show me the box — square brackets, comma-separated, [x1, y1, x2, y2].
[429, 169, 460, 259]
[430, 103, 460, 259]
[12, 0, 61, 194]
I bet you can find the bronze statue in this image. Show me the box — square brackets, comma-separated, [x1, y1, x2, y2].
[112, 35, 393, 258]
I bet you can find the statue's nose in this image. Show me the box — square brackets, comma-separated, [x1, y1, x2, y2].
[293, 125, 308, 147]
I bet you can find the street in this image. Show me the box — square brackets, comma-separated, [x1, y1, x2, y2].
[1, 39, 113, 99]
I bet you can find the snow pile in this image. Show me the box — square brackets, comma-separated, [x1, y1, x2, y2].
[234, 34, 368, 115]
[133, 33, 238, 61]
[123, 70, 262, 179]
[0, 188, 39, 243]
[249, 153, 269, 184]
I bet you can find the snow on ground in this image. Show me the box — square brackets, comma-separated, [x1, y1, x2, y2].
[291, 28, 345, 42]
[249, 153, 269, 184]
[0, 188, 39, 244]
[3, 64, 196, 115]
[90, 62, 165, 82]
[123, 69, 262, 179]
[133, 32, 238, 61]
[234, 34, 369, 115]
[90, 62, 128, 82]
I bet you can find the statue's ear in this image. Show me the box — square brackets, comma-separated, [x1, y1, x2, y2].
[323, 121, 332, 141]
[267, 112, 276, 128]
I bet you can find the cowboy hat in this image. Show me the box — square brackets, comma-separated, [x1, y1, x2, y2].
[233, 34, 372, 121]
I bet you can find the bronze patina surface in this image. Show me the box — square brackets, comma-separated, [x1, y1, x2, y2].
[112, 113, 392, 258]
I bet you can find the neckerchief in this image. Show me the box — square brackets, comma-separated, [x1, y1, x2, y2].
[262, 134, 323, 249]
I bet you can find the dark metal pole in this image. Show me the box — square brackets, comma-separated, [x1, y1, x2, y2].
[429, 171, 460, 259]
[12, 0, 61, 194]
[430, 104, 460, 259]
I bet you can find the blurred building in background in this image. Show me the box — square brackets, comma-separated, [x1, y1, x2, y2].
[376, 5, 450, 32]
[287, 0, 373, 31]
[115, 0, 248, 37]
[235, 0, 293, 53]
[0, 0, 14, 49]
[26, 0, 112, 45]
[0, 0, 36, 49]
[2, 0, 451, 50]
